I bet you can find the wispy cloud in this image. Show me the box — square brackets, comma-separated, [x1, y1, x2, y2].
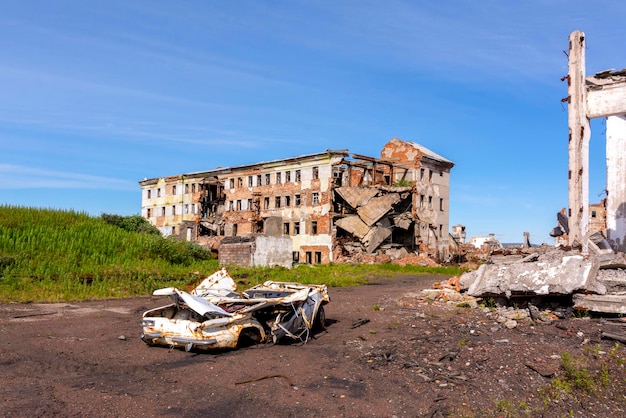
[0, 164, 136, 191]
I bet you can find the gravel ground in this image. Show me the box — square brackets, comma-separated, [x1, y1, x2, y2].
[1, 274, 625, 417]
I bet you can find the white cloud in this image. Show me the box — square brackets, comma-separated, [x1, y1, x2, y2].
[0, 164, 136, 191]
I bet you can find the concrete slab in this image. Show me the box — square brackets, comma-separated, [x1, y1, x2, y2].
[357, 193, 401, 226]
[463, 255, 606, 298]
[573, 294, 626, 314]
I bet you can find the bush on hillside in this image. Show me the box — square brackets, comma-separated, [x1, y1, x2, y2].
[101, 213, 161, 235]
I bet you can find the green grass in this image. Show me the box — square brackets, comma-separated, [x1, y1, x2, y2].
[0, 205, 462, 302]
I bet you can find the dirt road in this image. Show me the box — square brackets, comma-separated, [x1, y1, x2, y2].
[1, 275, 624, 417]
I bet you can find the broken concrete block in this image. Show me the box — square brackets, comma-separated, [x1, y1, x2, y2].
[573, 294, 626, 314]
[363, 226, 392, 253]
[335, 215, 371, 240]
[463, 255, 605, 298]
[357, 194, 401, 226]
[335, 187, 378, 209]
[393, 212, 413, 230]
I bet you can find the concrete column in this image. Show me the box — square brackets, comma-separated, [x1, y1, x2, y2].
[567, 30, 591, 252]
[606, 114, 626, 251]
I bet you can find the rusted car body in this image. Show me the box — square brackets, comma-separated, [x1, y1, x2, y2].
[140, 268, 330, 351]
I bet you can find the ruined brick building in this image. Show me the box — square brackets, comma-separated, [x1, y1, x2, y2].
[138, 138, 454, 266]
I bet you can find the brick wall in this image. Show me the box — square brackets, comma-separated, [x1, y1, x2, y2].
[219, 240, 255, 267]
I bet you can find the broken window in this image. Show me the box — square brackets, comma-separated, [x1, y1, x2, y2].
[285, 171, 291, 182]
[248, 176, 253, 187]
[275, 196, 281, 208]
[147, 189, 151, 199]
[295, 170, 301, 182]
[420, 194, 425, 208]
[592, 210, 597, 218]
[420, 168, 425, 181]
[247, 198, 253, 210]
[229, 178, 234, 189]
[312, 166, 319, 180]
[257, 175, 262, 186]
[236, 200, 242, 211]
[185, 183, 189, 194]
[157, 188, 161, 198]
[192, 183, 196, 193]
[306, 251, 312, 264]
[172, 205, 176, 215]
[285, 195, 291, 207]
[172, 185, 177, 195]
[283, 222, 290, 235]
[294, 222, 300, 234]
[237, 177, 243, 188]
[229, 201, 234, 211]
[264, 197, 270, 209]
[161, 207, 165, 216]
[315, 252, 321, 264]
[293, 251, 299, 263]
[311, 221, 318, 234]
[276, 172, 281, 184]
[265, 174, 270, 185]
[232, 224, 237, 236]
[295, 194, 301, 206]
[312, 192, 319, 205]
[428, 196, 433, 209]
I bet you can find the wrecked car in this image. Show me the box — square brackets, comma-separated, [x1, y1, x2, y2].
[140, 268, 330, 352]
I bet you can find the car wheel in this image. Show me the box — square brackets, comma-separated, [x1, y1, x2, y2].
[314, 305, 326, 331]
[237, 327, 263, 348]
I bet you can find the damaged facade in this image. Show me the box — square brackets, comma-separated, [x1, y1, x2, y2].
[565, 30, 626, 252]
[138, 138, 454, 266]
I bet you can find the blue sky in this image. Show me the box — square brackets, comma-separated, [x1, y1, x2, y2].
[1, 1, 624, 244]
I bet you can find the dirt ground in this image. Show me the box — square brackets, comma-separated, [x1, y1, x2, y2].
[1, 274, 625, 417]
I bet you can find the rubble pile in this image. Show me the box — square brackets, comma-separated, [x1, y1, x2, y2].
[334, 186, 414, 255]
[391, 253, 440, 267]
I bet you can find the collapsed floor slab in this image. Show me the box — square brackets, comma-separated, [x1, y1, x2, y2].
[460, 254, 605, 298]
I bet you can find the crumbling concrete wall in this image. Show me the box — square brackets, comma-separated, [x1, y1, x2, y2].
[253, 236, 293, 268]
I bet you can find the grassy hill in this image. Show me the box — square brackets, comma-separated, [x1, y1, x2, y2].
[0, 206, 462, 303]
[0, 205, 218, 302]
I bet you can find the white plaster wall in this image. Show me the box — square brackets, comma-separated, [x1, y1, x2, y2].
[253, 236, 293, 268]
[606, 114, 626, 251]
